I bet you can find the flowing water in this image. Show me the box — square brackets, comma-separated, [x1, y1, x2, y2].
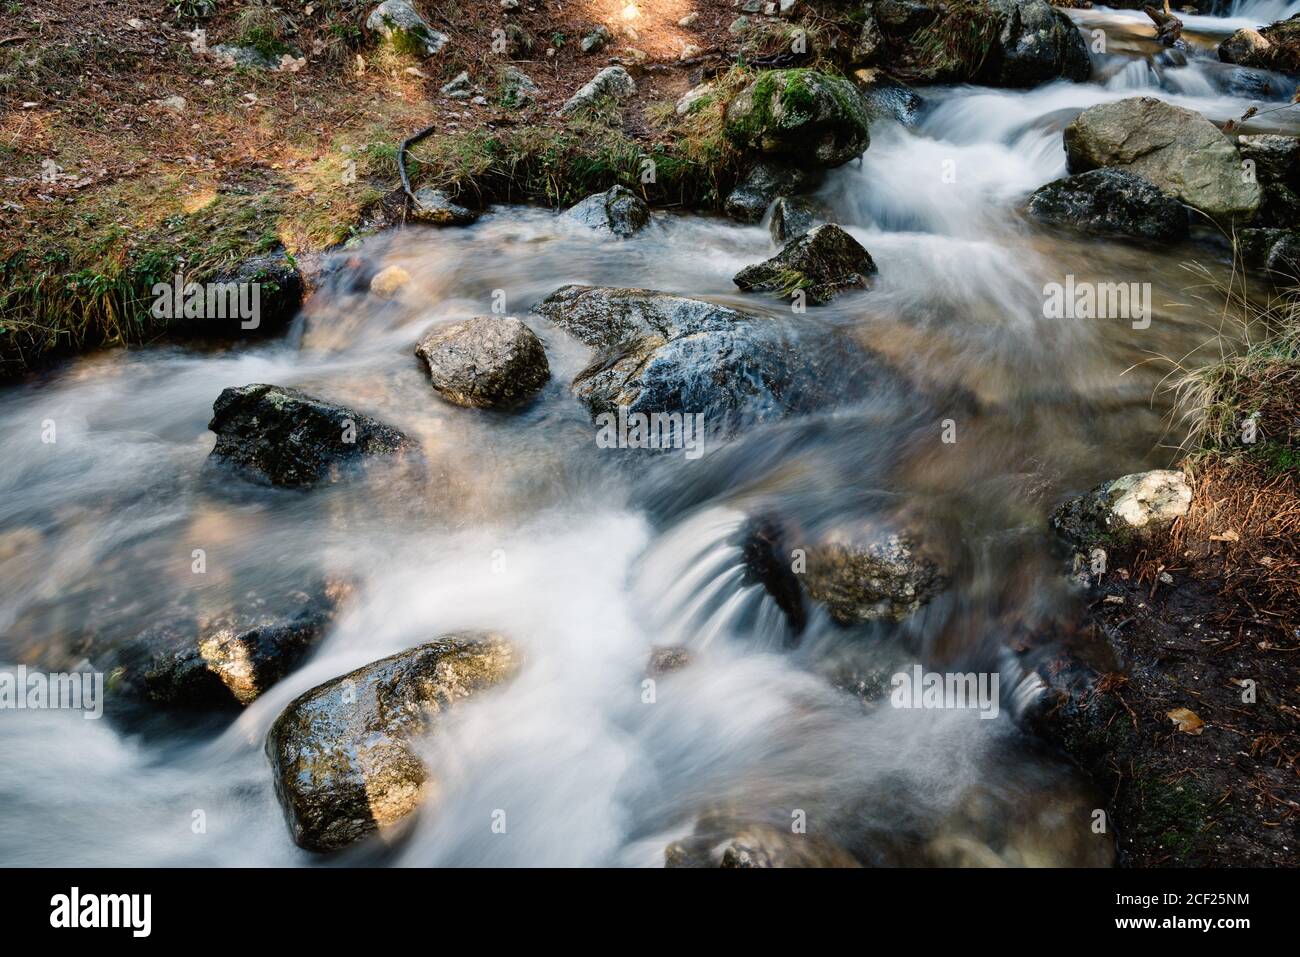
[1, 12, 1295, 866]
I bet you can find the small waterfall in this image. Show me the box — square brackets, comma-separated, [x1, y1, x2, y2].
[1227, 0, 1300, 22]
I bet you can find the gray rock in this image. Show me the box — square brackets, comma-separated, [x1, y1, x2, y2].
[266, 634, 517, 851]
[1052, 469, 1193, 549]
[440, 71, 473, 98]
[724, 69, 872, 168]
[733, 224, 877, 304]
[853, 67, 925, 125]
[209, 44, 284, 70]
[366, 0, 448, 56]
[769, 195, 828, 244]
[647, 645, 692, 675]
[1239, 135, 1300, 227]
[410, 187, 478, 225]
[535, 285, 891, 439]
[208, 384, 410, 488]
[580, 25, 612, 54]
[1063, 97, 1260, 224]
[566, 185, 649, 238]
[1239, 227, 1300, 280]
[498, 65, 537, 107]
[1027, 168, 1189, 242]
[414, 316, 550, 409]
[723, 160, 824, 223]
[675, 80, 716, 117]
[559, 66, 636, 116]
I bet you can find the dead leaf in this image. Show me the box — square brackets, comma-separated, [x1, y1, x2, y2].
[1167, 707, 1205, 735]
[1210, 530, 1240, 542]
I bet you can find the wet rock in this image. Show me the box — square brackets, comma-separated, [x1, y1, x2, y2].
[110, 580, 350, 710]
[853, 67, 925, 125]
[266, 633, 517, 852]
[804, 529, 947, 625]
[1218, 14, 1300, 74]
[724, 69, 871, 168]
[369, 264, 411, 299]
[1052, 469, 1193, 549]
[666, 815, 861, 867]
[497, 65, 537, 107]
[647, 645, 692, 675]
[409, 187, 478, 225]
[768, 195, 828, 244]
[739, 515, 807, 638]
[733, 224, 877, 305]
[1239, 134, 1300, 228]
[535, 285, 889, 438]
[870, 0, 1089, 87]
[566, 185, 649, 238]
[366, 0, 448, 57]
[1239, 227, 1300, 280]
[208, 384, 411, 488]
[559, 66, 636, 116]
[1221, 66, 1272, 99]
[414, 316, 550, 409]
[723, 159, 824, 223]
[1027, 168, 1189, 242]
[1063, 97, 1260, 224]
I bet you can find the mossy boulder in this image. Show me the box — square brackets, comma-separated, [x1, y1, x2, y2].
[1027, 168, 1189, 242]
[208, 384, 410, 488]
[1063, 97, 1260, 225]
[724, 69, 872, 169]
[733, 224, 877, 304]
[365, 0, 448, 57]
[803, 529, 947, 625]
[266, 634, 517, 851]
[414, 316, 550, 409]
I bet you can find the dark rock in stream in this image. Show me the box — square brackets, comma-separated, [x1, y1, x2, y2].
[534, 285, 891, 440]
[734, 224, 877, 305]
[162, 250, 304, 339]
[724, 159, 825, 224]
[1027, 168, 1189, 243]
[1238, 134, 1300, 228]
[208, 384, 411, 489]
[739, 515, 807, 640]
[1239, 227, 1300, 280]
[769, 196, 829, 244]
[414, 316, 550, 409]
[107, 578, 352, 710]
[266, 633, 518, 852]
[803, 527, 948, 625]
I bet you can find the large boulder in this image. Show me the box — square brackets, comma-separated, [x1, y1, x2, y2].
[414, 316, 550, 409]
[803, 529, 947, 625]
[1063, 97, 1260, 224]
[533, 285, 891, 439]
[723, 160, 825, 224]
[559, 66, 636, 115]
[733, 224, 877, 304]
[108, 580, 350, 710]
[1052, 469, 1192, 549]
[864, 0, 1090, 87]
[724, 69, 872, 169]
[208, 384, 410, 488]
[1027, 168, 1189, 242]
[366, 0, 447, 57]
[1218, 14, 1300, 74]
[565, 185, 649, 238]
[266, 633, 517, 852]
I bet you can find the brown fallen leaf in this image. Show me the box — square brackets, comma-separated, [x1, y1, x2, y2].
[1167, 707, 1205, 735]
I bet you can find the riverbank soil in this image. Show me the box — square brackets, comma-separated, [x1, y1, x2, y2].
[1030, 458, 1300, 866]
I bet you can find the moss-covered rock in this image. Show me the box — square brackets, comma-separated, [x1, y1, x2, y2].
[733, 224, 877, 304]
[1051, 469, 1192, 550]
[365, 0, 448, 57]
[724, 69, 871, 169]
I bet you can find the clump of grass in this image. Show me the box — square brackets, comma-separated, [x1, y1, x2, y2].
[897, 0, 1001, 83]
